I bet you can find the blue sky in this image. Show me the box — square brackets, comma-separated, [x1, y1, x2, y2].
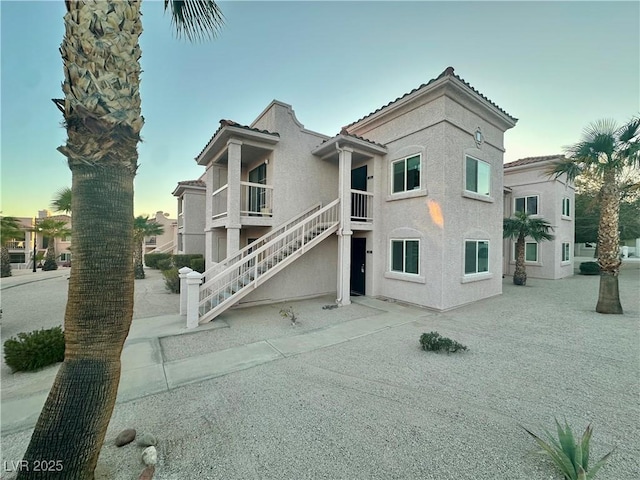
[1, 0, 638, 218]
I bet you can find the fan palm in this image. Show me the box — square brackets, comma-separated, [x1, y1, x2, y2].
[503, 211, 555, 285]
[1, 216, 24, 277]
[19, 2, 223, 478]
[133, 215, 165, 279]
[50, 186, 73, 214]
[549, 117, 640, 314]
[33, 218, 71, 271]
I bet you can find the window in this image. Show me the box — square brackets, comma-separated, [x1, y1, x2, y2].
[465, 240, 489, 275]
[512, 242, 539, 262]
[562, 197, 571, 217]
[60, 253, 71, 262]
[392, 155, 420, 194]
[515, 196, 539, 215]
[390, 239, 419, 275]
[562, 242, 570, 262]
[465, 156, 490, 196]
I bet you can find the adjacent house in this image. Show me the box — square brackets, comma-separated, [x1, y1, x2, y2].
[176, 67, 555, 324]
[5, 217, 34, 270]
[172, 177, 206, 255]
[503, 155, 575, 280]
[143, 211, 178, 255]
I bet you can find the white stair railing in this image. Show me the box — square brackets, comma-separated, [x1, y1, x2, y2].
[198, 199, 340, 324]
[148, 240, 174, 254]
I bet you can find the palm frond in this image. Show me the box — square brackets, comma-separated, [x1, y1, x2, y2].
[51, 187, 73, 214]
[547, 158, 584, 181]
[164, 0, 224, 42]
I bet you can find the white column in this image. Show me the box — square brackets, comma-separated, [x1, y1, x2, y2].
[178, 266, 193, 315]
[186, 271, 203, 329]
[337, 145, 353, 306]
[205, 166, 214, 266]
[226, 139, 242, 255]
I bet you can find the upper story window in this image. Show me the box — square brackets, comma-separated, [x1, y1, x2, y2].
[562, 197, 571, 217]
[465, 156, 490, 196]
[390, 239, 420, 275]
[392, 154, 420, 194]
[515, 195, 539, 215]
[464, 240, 489, 275]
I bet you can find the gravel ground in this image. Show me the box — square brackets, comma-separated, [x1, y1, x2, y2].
[2, 268, 639, 480]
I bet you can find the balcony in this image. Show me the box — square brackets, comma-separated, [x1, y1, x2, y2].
[6, 240, 26, 250]
[351, 189, 373, 229]
[211, 182, 274, 227]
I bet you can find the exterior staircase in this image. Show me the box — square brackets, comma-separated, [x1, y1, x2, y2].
[198, 199, 340, 324]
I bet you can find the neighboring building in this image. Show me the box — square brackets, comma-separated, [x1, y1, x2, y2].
[171, 177, 206, 255]
[5, 217, 34, 270]
[503, 155, 575, 280]
[180, 67, 525, 323]
[143, 211, 178, 255]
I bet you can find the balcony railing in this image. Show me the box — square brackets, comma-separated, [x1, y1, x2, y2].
[351, 189, 373, 222]
[212, 184, 228, 219]
[241, 181, 273, 217]
[6, 240, 26, 249]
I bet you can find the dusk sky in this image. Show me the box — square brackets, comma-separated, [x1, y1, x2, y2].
[1, 1, 638, 219]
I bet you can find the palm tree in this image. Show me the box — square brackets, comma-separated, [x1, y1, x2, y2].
[549, 118, 640, 314]
[19, 2, 223, 478]
[133, 215, 165, 279]
[503, 211, 555, 286]
[1, 216, 24, 277]
[33, 218, 71, 271]
[51, 186, 73, 214]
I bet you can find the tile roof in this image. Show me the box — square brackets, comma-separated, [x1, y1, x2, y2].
[503, 154, 565, 169]
[176, 179, 205, 188]
[344, 66, 517, 129]
[195, 119, 279, 161]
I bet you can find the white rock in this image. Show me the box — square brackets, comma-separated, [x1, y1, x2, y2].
[141, 446, 158, 466]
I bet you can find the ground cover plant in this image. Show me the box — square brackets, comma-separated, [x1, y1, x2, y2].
[419, 331, 467, 353]
[4, 326, 65, 372]
[579, 262, 600, 275]
[523, 418, 614, 480]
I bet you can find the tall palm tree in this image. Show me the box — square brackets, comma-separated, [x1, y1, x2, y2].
[51, 186, 73, 214]
[19, 2, 223, 478]
[549, 117, 640, 314]
[1, 216, 24, 277]
[33, 218, 71, 271]
[133, 215, 165, 279]
[503, 211, 555, 286]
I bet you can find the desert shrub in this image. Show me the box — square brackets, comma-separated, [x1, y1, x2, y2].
[523, 418, 614, 480]
[579, 261, 600, 275]
[1, 247, 12, 277]
[4, 326, 65, 372]
[134, 263, 145, 279]
[190, 257, 205, 273]
[144, 253, 171, 269]
[173, 254, 204, 269]
[42, 249, 58, 271]
[420, 331, 467, 353]
[156, 258, 173, 271]
[162, 267, 180, 294]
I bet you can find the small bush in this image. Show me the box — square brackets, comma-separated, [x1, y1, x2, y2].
[579, 261, 600, 275]
[280, 306, 298, 325]
[4, 326, 65, 372]
[144, 253, 171, 269]
[190, 257, 205, 273]
[173, 254, 204, 270]
[420, 331, 467, 354]
[156, 258, 173, 271]
[42, 249, 58, 271]
[162, 267, 180, 293]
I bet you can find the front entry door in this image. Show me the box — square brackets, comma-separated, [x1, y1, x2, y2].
[350, 237, 366, 296]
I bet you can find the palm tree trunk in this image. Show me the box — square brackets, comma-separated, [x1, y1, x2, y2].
[513, 235, 527, 285]
[19, 1, 142, 478]
[1, 245, 12, 277]
[134, 235, 145, 279]
[43, 244, 58, 271]
[596, 170, 623, 314]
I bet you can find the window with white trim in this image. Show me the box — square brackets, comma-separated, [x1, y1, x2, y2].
[465, 156, 490, 196]
[515, 195, 539, 215]
[391, 155, 420, 194]
[464, 240, 489, 275]
[60, 253, 71, 262]
[513, 242, 539, 262]
[562, 197, 571, 217]
[562, 242, 570, 262]
[390, 239, 420, 275]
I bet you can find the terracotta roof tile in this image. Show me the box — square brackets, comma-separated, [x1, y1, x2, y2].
[504, 154, 565, 169]
[195, 120, 279, 161]
[344, 66, 517, 129]
[176, 179, 205, 188]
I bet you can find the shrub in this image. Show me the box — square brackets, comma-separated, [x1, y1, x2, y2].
[162, 267, 180, 294]
[1, 247, 12, 277]
[173, 254, 204, 270]
[523, 418, 614, 480]
[42, 249, 58, 271]
[579, 261, 600, 275]
[156, 258, 173, 271]
[134, 263, 145, 279]
[190, 257, 205, 273]
[4, 326, 65, 372]
[419, 331, 467, 353]
[280, 306, 298, 325]
[144, 253, 171, 269]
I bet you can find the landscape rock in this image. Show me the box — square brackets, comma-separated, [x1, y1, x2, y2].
[114, 428, 136, 447]
[141, 446, 158, 466]
[138, 465, 155, 480]
[137, 433, 157, 447]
